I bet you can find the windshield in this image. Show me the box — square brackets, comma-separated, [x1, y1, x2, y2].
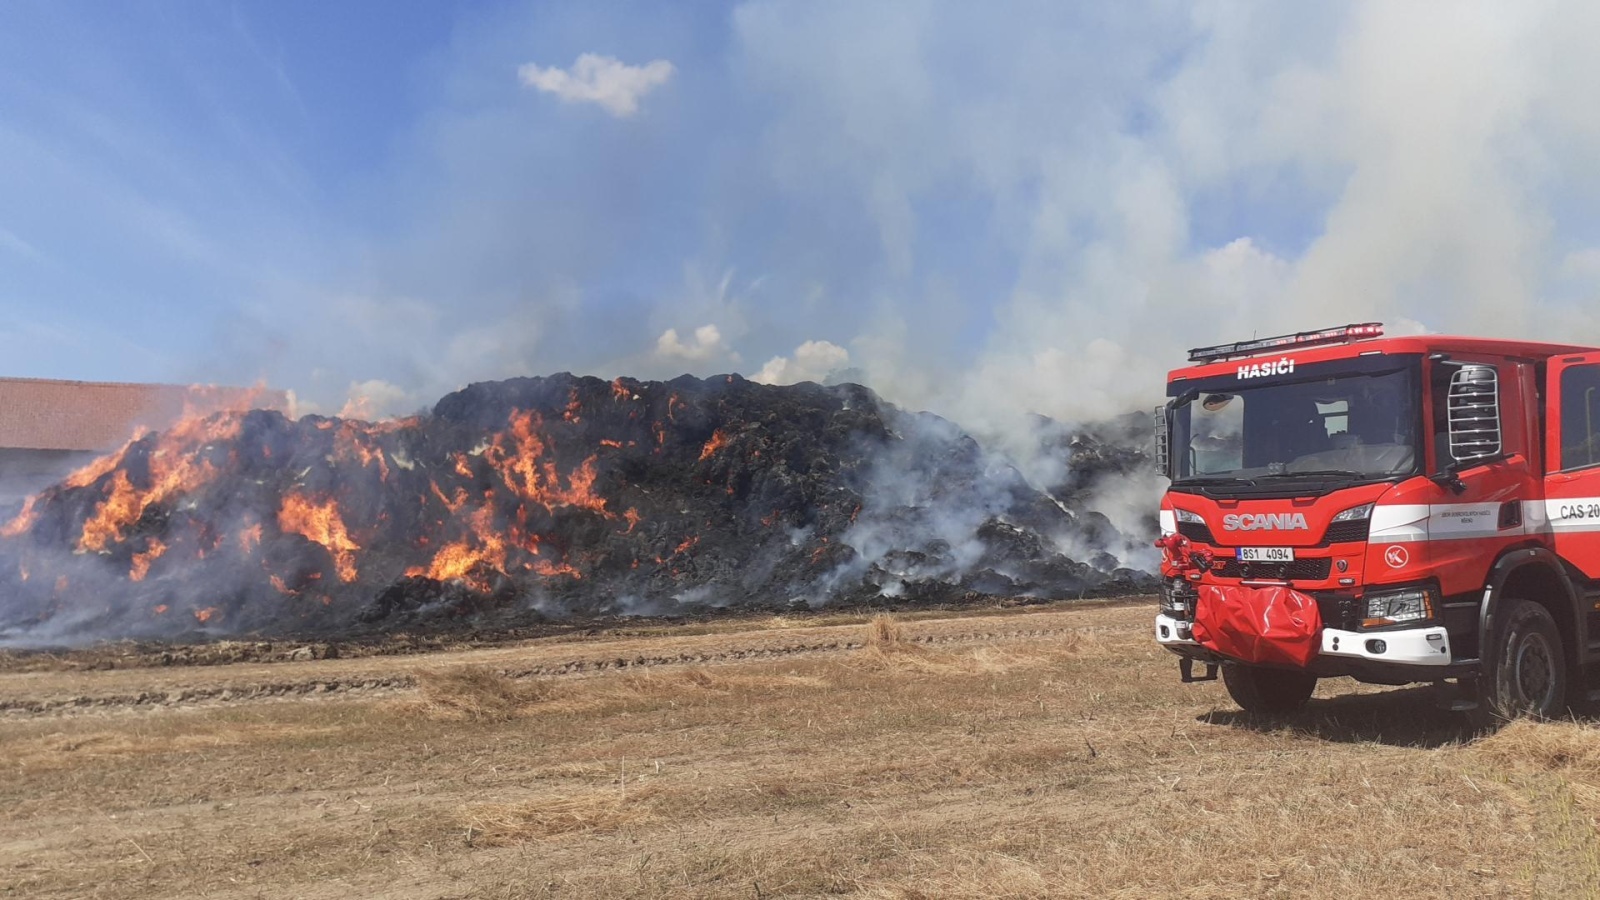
[1170, 362, 1419, 482]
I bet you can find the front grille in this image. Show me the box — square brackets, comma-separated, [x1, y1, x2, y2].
[1323, 519, 1370, 543]
[1177, 521, 1216, 544]
[1215, 556, 1332, 581]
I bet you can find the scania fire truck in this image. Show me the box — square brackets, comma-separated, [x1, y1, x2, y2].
[1154, 323, 1600, 718]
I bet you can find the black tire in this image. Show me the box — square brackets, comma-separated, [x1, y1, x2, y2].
[1484, 600, 1567, 721]
[1221, 663, 1318, 714]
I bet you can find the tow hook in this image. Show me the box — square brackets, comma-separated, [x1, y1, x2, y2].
[1180, 658, 1219, 683]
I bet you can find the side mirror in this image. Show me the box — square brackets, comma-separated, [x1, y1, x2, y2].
[1447, 364, 1501, 463]
[1153, 406, 1171, 478]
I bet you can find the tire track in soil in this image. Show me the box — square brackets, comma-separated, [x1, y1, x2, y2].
[0, 623, 1139, 717]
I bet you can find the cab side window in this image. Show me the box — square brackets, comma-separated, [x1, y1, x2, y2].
[1561, 364, 1600, 471]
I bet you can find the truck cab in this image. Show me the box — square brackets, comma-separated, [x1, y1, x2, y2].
[1153, 323, 1600, 718]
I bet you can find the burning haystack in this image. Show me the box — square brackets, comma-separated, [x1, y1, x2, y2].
[0, 374, 1152, 644]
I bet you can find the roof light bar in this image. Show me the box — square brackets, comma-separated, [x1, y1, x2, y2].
[1187, 323, 1384, 363]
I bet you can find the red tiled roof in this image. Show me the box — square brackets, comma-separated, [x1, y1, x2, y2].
[0, 378, 288, 452]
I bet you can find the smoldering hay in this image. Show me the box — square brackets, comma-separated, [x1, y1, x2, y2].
[0, 373, 1157, 645]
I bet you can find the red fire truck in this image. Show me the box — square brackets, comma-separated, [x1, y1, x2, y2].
[1154, 323, 1600, 719]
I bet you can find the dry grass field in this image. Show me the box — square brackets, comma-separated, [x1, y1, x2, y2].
[5, 599, 1600, 898]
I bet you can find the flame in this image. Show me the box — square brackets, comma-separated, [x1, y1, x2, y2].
[485, 410, 609, 515]
[269, 574, 298, 596]
[238, 523, 262, 554]
[611, 378, 631, 401]
[129, 537, 168, 582]
[63, 431, 145, 490]
[1, 495, 38, 538]
[563, 388, 582, 423]
[667, 393, 685, 422]
[153, 604, 168, 615]
[674, 536, 699, 555]
[194, 606, 218, 623]
[699, 430, 728, 461]
[277, 492, 360, 582]
[600, 439, 624, 449]
[623, 508, 641, 533]
[429, 481, 469, 514]
[331, 422, 390, 479]
[531, 558, 580, 578]
[810, 537, 830, 564]
[77, 413, 243, 553]
[453, 453, 473, 478]
[407, 502, 506, 589]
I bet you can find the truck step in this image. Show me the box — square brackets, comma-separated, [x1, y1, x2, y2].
[1179, 658, 1218, 683]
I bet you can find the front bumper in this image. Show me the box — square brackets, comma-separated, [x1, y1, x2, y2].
[1156, 613, 1452, 667]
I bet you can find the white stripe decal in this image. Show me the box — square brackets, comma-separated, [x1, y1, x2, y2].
[1372, 501, 1535, 543]
[1370, 504, 1428, 543]
[1546, 498, 1600, 533]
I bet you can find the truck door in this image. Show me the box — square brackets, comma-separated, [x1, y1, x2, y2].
[1546, 352, 1600, 581]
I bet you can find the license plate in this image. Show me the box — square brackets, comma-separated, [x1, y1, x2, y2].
[1237, 547, 1295, 562]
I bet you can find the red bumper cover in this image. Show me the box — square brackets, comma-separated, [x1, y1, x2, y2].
[1191, 584, 1322, 667]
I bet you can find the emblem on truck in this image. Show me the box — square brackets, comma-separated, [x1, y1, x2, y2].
[1221, 513, 1309, 531]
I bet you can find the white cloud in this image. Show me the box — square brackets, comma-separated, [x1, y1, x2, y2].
[754, 340, 849, 385]
[655, 324, 726, 361]
[518, 53, 675, 118]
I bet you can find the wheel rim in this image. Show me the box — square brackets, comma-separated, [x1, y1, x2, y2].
[1513, 632, 1557, 711]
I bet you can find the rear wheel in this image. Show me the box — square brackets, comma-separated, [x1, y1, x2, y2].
[1221, 663, 1317, 714]
[1484, 600, 1567, 721]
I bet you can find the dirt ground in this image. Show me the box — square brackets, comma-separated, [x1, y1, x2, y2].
[5, 599, 1600, 898]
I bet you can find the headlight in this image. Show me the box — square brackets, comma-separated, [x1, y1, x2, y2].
[1332, 502, 1374, 523]
[1174, 508, 1204, 525]
[1363, 585, 1437, 628]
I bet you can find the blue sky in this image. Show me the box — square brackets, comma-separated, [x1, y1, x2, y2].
[3, 2, 1599, 425]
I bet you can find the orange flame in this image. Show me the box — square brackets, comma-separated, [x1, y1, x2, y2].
[1, 495, 38, 538]
[623, 508, 641, 533]
[277, 492, 360, 582]
[331, 422, 390, 479]
[699, 429, 729, 461]
[153, 604, 169, 615]
[611, 378, 631, 401]
[77, 413, 243, 553]
[194, 607, 218, 623]
[129, 538, 168, 582]
[238, 523, 263, 554]
[674, 536, 699, 555]
[600, 439, 624, 449]
[563, 388, 582, 423]
[486, 410, 609, 515]
[406, 502, 506, 590]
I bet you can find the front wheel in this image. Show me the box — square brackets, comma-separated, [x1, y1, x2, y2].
[1484, 600, 1567, 721]
[1221, 663, 1317, 714]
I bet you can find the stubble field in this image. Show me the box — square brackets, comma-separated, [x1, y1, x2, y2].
[4, 599, 1600, 898]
